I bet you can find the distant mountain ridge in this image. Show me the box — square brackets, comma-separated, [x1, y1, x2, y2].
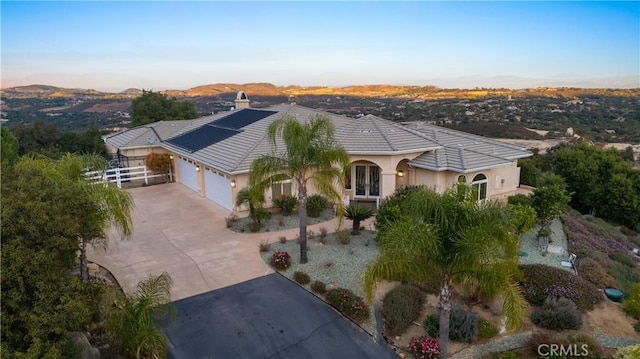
[2, 82, 639, 100]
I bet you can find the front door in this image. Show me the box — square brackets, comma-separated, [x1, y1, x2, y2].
[355, 165, 380, 198]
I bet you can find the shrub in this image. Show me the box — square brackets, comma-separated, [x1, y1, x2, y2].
[408, 337, 441, 359]
[531, 297, 582, 330]
[382, 285, 424, 335]
[609, 252, 637, 268]
[344, 204, 374, 235]
[422, 308, 479, 343]
[273, 195, 297, 216]
[278, 236, 287, 244]
[449, 307, 479, 343]
[250, 207, 271, 225]
[225, 215, 237, 228]
[325, 288, 369, 322]
[248, 222, 261, 232]
[620, 226, 638, 237]
[259, 240, 271, 252]
[293, 271, 311, 285]
[519, 264, 603, 311]
[577, 258, 618, 288]
[306, 194, 329, 218]
[319, 227, 328, 239]
[270, 251, 291, 270]
[634, 322, 640, 333]
[507, 193, 533, 207]
[144, 152, 172, 172]
[624, 283, 640, 319]
[423, 314, 439, 338]
[311, 281, 327, 295]
[507, 204, 537, 235]
[478, 318, 498, 339]
[614, 344, 640, 359]
[336, 229, 351, 245]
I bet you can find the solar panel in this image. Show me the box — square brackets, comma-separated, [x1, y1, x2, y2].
[212, 109, 277, 129]
[167, 126, 239, 153]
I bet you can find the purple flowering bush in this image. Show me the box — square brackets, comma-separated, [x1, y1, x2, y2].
[325, 288, 370, 322]
[519, 264, 603, 311]
[270, 250, 291, 270]
[408, 337, 441, 359]
[562, 214, 632, 258]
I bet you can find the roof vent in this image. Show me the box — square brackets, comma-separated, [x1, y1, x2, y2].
[361, 130, 371, 133]
[146, 137, 156, 145]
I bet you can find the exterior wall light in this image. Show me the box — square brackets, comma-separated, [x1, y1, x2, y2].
[397, 170, 404, 177]
[169, 154, 174, 160]
[231, 180, 236, 188]
[196, 165, 200, 172]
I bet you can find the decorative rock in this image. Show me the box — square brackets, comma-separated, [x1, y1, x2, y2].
[395, 336, 401, 340]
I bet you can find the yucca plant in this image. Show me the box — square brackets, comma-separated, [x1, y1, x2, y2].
[344, 204, 374, 235]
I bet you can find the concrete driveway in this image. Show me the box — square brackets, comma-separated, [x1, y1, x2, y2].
[88, 183, 282, 300]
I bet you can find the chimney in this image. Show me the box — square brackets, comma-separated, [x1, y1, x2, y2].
[235, 91, 250, 109]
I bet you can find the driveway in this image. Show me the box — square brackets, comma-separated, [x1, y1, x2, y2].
[88, 183, 279, 300]
[88, 183, 346, 300]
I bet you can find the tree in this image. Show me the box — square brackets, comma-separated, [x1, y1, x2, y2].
[364, 185, 525, 359]
[1, 127, 19, 167]
[344, 204, 374, 235]
[1, 155, 103, 357]
[249, 114, 349, 263]
[106, 272, 174, 359]
[531, 173, 571, 235]
[131, 90, 199, 126]
[56, 153, 134, 282]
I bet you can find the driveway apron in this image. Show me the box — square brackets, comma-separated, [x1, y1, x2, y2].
[88, 183, 274, 300]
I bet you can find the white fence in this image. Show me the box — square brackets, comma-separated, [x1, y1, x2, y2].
[85, 165, 171, 189]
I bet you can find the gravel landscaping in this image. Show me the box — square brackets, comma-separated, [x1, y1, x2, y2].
[259, 229, 380, 335]
[230, 209, 336, 233]
[519, 218, 573, 271]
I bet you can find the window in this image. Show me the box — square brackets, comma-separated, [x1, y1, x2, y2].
[345, 168, 351, 190]
[272, 181, 292, 200]
[457, 175, 466, 184]
[471, 173, 488, 201]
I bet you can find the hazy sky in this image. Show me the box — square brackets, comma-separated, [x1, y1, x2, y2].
[1, 1, 639, 91]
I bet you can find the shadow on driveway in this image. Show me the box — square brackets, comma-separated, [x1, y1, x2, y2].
[160, 273, 398, 358]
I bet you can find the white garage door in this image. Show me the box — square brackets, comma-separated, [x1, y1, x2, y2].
[205, 168, 233, 211]
[178, 158, 198, 193]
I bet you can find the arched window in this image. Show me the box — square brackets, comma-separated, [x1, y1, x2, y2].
[471, 173, 488, 201]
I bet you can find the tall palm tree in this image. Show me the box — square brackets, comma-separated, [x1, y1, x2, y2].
[249, 114, 350, 263]
[106, 272, 174, 359]
[54, 153, 134, 282]
[364, 185, 525, 359]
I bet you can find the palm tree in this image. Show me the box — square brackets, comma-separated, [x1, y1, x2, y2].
[249, 114, 350, 263]
[364, 185, 525, 359]
[344, 204, 374, 235]
[106, 272, 174, 359]
[55, 153, 134, 282]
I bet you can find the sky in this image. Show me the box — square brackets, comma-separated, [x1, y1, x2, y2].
[1, 1, 639, 91]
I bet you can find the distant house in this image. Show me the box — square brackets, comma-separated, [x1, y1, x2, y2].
[104, 92, 532, 214]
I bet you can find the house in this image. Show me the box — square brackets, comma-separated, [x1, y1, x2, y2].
[104, 92, 532, 214]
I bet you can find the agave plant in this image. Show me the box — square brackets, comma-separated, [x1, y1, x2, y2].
[344, 204, 374, 235]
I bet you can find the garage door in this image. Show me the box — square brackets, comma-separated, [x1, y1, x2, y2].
[178, 158, 198, 192]
[205, 168, 233, 210]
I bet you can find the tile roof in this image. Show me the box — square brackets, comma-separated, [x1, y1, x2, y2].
[404, 123, 531, 173]
[105, 104, 531, 174]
